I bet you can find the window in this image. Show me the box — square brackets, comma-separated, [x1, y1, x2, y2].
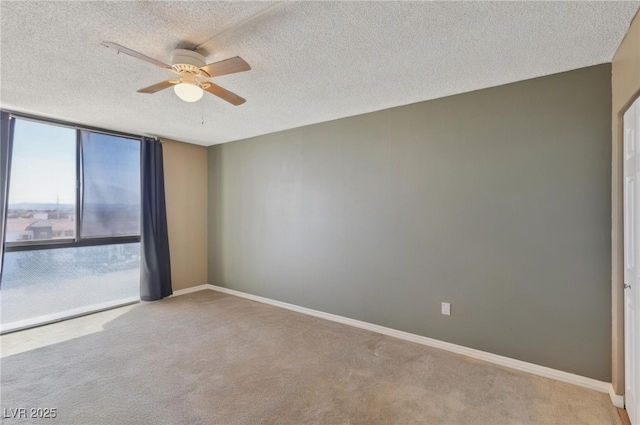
[5, 120, 76, 243]
[1, 244, 141, 326]
[1, 116, 142, 331]
[80, 131, 141, 238]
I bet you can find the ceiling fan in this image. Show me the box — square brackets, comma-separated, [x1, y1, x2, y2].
[102, 42, 251, 105]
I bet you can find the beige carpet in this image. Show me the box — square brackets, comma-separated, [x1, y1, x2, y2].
[0, 290, 623, 425]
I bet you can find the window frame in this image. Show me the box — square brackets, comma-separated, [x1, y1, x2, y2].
[3, 111, 143, 253]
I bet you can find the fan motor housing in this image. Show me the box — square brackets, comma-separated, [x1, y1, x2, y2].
[171, 49, 205, 68]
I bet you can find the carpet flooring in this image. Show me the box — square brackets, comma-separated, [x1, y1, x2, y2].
[0, 290, 623, 425]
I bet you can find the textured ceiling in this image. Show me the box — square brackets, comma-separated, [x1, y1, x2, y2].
[1, 1, 639, 146]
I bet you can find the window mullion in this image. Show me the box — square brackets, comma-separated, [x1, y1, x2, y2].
[76, 129, 82, 242]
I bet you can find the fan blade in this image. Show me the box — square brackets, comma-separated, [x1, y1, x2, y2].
[102, 42, 172, 69]
[203, 83, 246, 105]
[200, 56, 251, 77]
[137, 80, 177, 94]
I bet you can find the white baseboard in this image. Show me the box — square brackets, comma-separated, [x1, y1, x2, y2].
[610, 385, 625, 408]
[173, 283, 622, 404]
[171, 284, 212, 297]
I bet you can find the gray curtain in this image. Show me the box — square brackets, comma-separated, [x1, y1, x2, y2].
[140, 137, 172, 301]
[0, 112, 15, 283]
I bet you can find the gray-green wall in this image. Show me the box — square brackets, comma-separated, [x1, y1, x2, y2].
[208, 64, 612, 381]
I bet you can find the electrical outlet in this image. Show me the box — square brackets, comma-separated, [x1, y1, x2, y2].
[441, 302, 451, 316]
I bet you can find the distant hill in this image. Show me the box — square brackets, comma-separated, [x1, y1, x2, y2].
[8, 202, 75, 211]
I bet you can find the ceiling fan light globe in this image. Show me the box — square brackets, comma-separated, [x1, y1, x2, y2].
[174, 83, 204, 102]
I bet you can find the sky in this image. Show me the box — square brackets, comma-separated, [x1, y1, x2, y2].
[9, 119, 76, 205]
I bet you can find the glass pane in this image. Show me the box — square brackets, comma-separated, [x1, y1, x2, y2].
[5, 120, 76, 243]
[0, 243, 140, 327]
[81, 132, 141, 238]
